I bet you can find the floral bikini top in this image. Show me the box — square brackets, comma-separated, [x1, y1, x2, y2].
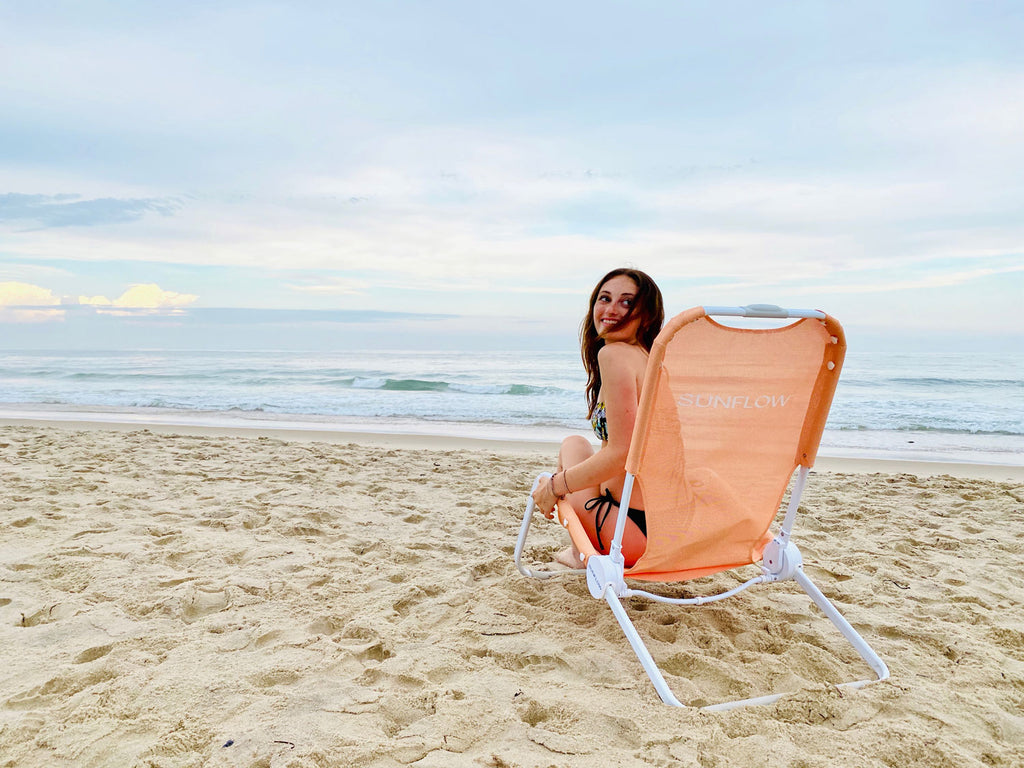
[591, 401, 609, 442]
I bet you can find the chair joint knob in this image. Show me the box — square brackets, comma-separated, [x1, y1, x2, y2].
[762, 538, 803, 580]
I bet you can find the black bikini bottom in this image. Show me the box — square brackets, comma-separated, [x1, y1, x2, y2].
[584, 489, 647, 552]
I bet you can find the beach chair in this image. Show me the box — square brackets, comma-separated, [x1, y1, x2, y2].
[514, 305, 889, 710]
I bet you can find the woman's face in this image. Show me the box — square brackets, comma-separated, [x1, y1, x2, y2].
[592, 275, 642, 344]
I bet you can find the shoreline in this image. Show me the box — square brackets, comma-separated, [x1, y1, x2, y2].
[2, 413, 1021, 482]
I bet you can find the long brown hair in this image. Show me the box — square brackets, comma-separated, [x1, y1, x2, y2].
[581, 268, 664, 417]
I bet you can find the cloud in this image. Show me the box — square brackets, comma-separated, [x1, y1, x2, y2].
[78, 294, 112, 307]
[1, 3, 1021, 338]
[707, 262, 1024, 298]
[285, 276, 370, 296]
[0, 281, 64, 322]
[0, 281, 198, 323]
[115, 283, 198, 308]
[0, 281, 59, 306]
[853, 67, 1024, 158]
[80, 283, 199, 312]
[0, 193, 179, 229]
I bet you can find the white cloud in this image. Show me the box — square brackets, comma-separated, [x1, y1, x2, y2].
[79, 283, 199, 313]
[0, 281, 64, 322]
[854, 66, 1024, 156]
[286, 277, 369, 296]
[0, 280, 198, 322]
[732, 263, 1024, 297]
[2, 3, 1022, 337]
[113, 283, 198, 308]
[0, 281, 59, 306]
[78, 294, 112, 306]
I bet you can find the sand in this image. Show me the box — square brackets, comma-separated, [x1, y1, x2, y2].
[1, 423, 1022, 767]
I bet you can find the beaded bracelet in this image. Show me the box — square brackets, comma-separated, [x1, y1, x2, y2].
[549, 475, 563, 500]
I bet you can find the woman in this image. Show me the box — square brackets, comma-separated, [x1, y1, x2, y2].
[532, 268, 664, 568]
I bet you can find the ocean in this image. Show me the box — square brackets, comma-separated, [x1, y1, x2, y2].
[0, 347, 1022, 465]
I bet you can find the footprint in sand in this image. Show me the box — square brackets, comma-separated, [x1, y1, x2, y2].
[391, 585, 442, 617]
[5, 666, 118, 710]
[180, 588, 230, 623]
[517, 698, 595, 755]
[73, 644, 113, 664]
[19, 603, 77, 627]
[461, 605, 532, 637]
[249, 668, 302, 688]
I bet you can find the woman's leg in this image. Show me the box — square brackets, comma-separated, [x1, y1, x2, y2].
[573, 494, 648, 567]
[553, 436, 599, 568]
[552, 436, 647, 567]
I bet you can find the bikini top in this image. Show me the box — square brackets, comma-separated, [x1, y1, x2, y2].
[591, 401, 609, 442]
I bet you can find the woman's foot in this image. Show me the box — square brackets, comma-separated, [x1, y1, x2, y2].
[554, 545, 585, 569]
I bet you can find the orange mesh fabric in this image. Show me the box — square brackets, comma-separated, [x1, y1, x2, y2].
[620, 309, 845, 582]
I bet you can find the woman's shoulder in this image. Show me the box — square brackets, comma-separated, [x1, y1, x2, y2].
[597, 342, 649, 369]
[598, 340, 647, 357]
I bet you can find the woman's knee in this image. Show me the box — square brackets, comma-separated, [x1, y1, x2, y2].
[559, 435, 594, 467]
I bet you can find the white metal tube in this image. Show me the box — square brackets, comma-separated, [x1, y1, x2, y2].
[604, 588, 684, 707]
[780, 466, 809, 539]
[793, 568, 890, 682]
[593, 565, 888, 710]
[514, 474, 564, 580]
[702, 305, 826, 320]
[627, 575, 768, 605]
[607, 473, 636, 568]
[701, 678, 883, 712]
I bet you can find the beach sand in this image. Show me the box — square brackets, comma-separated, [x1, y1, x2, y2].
[1, 423, 1022, 767]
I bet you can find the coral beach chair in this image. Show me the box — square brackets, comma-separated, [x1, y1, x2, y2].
[514, 305, 889, 710]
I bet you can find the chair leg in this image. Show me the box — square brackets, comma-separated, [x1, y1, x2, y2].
[597, 568, 888, 710]
[603, 587, 684, 707]
[792, 568, 891, 685]
[604, 586, 795, 710]
[514, 474, 567, 580]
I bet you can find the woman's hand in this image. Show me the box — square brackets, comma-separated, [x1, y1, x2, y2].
[532, 474, 558, 519]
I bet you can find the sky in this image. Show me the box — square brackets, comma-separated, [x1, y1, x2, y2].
[1, 0, 1023, 351]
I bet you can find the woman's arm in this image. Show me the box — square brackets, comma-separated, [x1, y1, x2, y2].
[560, 343, 640, 493]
